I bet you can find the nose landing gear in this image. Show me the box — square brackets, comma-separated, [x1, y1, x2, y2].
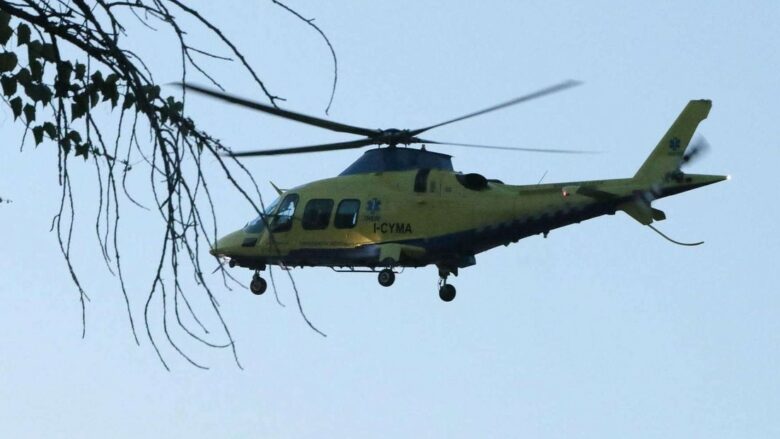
[250, 272, 267, 295]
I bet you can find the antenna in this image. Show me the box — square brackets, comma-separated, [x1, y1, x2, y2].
[647, 224, 703, 246]
[537, 170, 548, 185]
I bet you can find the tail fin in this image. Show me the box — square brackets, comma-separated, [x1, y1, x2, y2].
[634, 100, 711, 181]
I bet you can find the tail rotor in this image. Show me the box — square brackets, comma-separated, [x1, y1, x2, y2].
[682, 136, 710, 167]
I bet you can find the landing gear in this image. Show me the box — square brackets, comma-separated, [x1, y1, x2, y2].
[439, 283, 456, 302]
[250, 272, 267, 295]
[378, 268, 395, 287]
[437, 267, 456, 302]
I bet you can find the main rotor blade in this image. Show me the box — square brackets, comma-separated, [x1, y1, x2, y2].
[419, 139, 597, 154]
[180, 83, 379, 137]
[409, 80, 582, 136]
[225, 138, 378, 157]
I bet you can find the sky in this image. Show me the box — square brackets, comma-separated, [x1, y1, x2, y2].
[1, 1, 779, 438]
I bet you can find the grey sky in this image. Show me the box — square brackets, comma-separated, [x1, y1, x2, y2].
[1, 1, 778, 438]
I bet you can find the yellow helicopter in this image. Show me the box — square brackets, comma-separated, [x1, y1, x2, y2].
[189, 81, 726, 302]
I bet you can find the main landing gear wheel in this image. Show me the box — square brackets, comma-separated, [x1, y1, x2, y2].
[439, 284, 456, 302]
[378, 268, 395, 287]
[437, 266, 457, 302]
[250, 273, 267, 295]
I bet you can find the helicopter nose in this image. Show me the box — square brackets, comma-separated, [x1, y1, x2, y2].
[210, 235, 229, 257]
[209, 239, 221, 257]
[210, 230, 243, 257]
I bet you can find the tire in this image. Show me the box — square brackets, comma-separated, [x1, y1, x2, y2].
[439, 284, 456, 302]
[250, 277, 267, 295]
[378, 269, 395, 287]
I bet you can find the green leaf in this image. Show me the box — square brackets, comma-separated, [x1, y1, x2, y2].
[40, 43, 57, 62]
[14, 67, 30, 87]
[10, 96, 22, 119]
[159, 106, 168, 124]
[42, 122, 57, 139]
[101, 79, 119, 107]
[27, 40, 42, 62]
[0, 11, 12, 45]
[75, 142, 90, 160]
[26, 83, 52, 105]
[89, 86, 100, 108]
[74, 62, 86, 81]
[1, 74, 16, 96]
[56, 61, 73, 83]
[16, 23, 30, 46]
[30, 59, 43, 82]
[60, 137, 71, 155]
[67, 130, 82, 144]
[23, 103, 35, 123]
[0, 52, 17, 72]
[71, 93, 89, 119]
[54, 61, 73, 98]
[32, 125, 44, 145]
[102, 73, 119, 98]
[142, 84, 161, 100]
[122, 92, 135, 110]
[90, 70, 103, 86]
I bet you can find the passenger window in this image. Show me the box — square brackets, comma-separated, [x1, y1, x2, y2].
[271, 194, 299, 232]
[334, 199, 360, 229]
[302, 199, 334, 230]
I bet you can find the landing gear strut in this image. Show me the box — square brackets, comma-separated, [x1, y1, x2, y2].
[378, 268, 395, 287]
[437, 267, 456, 302]
[250, 272, 267, 295]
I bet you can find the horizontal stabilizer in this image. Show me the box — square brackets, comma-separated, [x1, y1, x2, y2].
[618, 201, 666, 225]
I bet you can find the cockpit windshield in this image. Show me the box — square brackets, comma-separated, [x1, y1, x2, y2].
[243, 197, 281, 234]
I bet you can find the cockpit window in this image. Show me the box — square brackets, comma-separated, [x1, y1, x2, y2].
[270, 194, 299, 232]
[243, 197, 281, 234]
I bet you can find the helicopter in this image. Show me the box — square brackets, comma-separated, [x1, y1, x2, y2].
[188, 81, 726, 302]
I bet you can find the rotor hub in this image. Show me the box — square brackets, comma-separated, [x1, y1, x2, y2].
[376, 128, 413, 146]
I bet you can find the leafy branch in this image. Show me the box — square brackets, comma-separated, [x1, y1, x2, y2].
[0, 0, 337, 369]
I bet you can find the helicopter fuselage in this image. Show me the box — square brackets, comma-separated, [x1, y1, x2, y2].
[212, 167, 723, 271]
